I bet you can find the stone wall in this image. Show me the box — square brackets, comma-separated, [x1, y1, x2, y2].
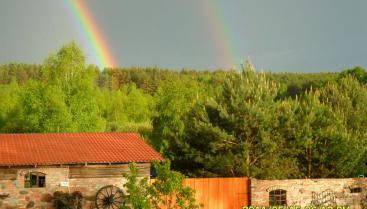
[0, 164, 148, 209]
[0, 167, 69, 209]
[251, 178, 367, 209]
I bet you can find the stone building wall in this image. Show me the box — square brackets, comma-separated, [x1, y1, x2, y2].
[0, 165, 147, 209]
[0, 167, 69, 209]
[251, 178, 367, 209]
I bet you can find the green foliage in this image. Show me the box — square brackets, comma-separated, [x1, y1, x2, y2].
[0, 63, 41, 84]
[268, 72, 338, 98]
[319, 76, 367, 176]
[42, 41, 86, 89]
[0, 79, 22, 132]
[166, 61, 299, 178]
[122, 161, 202, 209]
[339, 66, 367, 84]
[151, 78, 202, 158]
[151, 61, 367, 179]
[43, 42, 105, 132]
[20, 81, 74, 132]
[0, 42, 366, 179]
[122, 164, 152, 209]
[151, 161, 202, 209]
[293, 89, 352, 178]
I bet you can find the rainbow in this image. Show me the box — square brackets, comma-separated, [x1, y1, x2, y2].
[67, 0, 117, 68]
[199, 0, 239, 69]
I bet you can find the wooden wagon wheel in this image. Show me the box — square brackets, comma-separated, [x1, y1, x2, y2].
[95, 185, 124, 209]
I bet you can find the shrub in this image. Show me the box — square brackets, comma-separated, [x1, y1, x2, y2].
[52, 191, 84, 209]
[122, 161, 202, 209]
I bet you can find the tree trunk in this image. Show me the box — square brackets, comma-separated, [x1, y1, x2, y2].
[307, 148, 312, 178]
[246, 151, 250, 177]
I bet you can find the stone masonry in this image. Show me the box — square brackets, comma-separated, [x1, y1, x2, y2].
[0, 166, 130, 209]
[251, 178, 367, 209]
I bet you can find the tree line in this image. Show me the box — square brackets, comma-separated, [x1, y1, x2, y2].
[1, 42, 366, 179]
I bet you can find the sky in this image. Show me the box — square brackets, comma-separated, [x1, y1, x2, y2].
[0, 0, 367, 72]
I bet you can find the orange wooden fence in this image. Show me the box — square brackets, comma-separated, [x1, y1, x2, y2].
[156, 177, 249, 209]
[183, 177, 249, 209]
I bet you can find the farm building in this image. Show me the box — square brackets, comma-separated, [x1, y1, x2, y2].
[0, 133, 163, 209]
[1, 133, 367, 209]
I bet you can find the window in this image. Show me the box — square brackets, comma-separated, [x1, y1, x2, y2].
[269, 189, 287, 206]
[350, 187, 362, 193]
[25, 172, 46, 188]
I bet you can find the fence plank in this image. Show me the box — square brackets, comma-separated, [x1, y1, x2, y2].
[182, 177, 249, 209]
[152, 177, 249, 209]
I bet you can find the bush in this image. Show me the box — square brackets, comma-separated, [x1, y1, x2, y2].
[52, 191, 84, 209]
[122, 161, 202, 209]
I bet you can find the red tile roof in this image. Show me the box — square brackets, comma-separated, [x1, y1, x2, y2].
[0, 133, 163, 166]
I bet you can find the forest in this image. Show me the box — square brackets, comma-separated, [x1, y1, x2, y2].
[1, 42, 366, 179]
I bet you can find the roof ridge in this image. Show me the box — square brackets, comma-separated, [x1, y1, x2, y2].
[0, 132, 140, 135]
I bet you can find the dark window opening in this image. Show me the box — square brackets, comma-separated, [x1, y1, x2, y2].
[150, 165, 157, 178]
[25, 172, 46, 188]
[269, 189, 287, 206]
[350, 187, 362, 193]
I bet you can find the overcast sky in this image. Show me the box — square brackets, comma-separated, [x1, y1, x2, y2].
[1, 0, 367, 72]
